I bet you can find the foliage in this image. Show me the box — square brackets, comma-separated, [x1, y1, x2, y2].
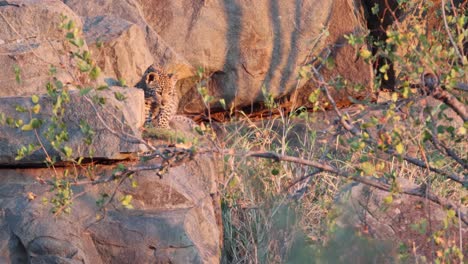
[220, 0, 466, 262]
[0, 15, 139, 215]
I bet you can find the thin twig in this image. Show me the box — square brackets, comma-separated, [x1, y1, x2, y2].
[441, 0, 464, 61]
[82, 95, 155, 151]
[429, 114, 467, 170]
[53, 190, 87, 217]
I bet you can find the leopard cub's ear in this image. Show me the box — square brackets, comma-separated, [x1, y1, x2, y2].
[146, 72, 158, 85]
[167, 73, 178, 85]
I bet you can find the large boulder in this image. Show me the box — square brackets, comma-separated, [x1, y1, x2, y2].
[0, 0, 82, 97]
[0, 0, 159, 98]
[0, 86, 145, 165]
[83, 15, 154, 87]
[63, 0, 373, 113]
[0, 149, 221, 263]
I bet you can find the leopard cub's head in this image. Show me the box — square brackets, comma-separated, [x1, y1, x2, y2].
[146, 71, 175, 89]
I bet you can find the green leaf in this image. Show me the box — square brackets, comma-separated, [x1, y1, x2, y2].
[219, 99, 226, 110]
[402, 86, 410, 98]
[89, 66, 101, 80]
[131, 179, 138, 188]
[96, 40, 104, 48]
[15, 105, 27, 113]
[383, 195, 393, 204]
[31, 95, 39, 104]
[118, 78, 127, 87]
[92, 95, 106, 105]
[65, 32, 75, 39]
[360, 161, 376, 176]
[308, 89, 320, 104]
[79, 87, 93, 96]
[32, 104, 41, 114]
[196, 67, 205, 79]
[49, 65, 57, 76]
[31, 118, 42, 129]
[96, 85, 109, 91]
[66, 20, 75, 30]
[63, 146, 73, 158]
[114, 92, 127, 101]
[379, 64, 389, 73]
[298, 65, 311, 80]
[82, 50, 91, 62]
[447, 209, 456, 218]
[76, 60, 91, 72]
[70, 37, 84, 48]
[112, 163, 126, 176]
[359, 48, 372, 60]
[395, 143, 404, 154]
[371, 3, 379, 15]
[13, 65, 21, 84]
[120, 194, 133, 209]
[15, 119, 23, 128]
[324, 56, 335, 70]
[457, 126, 466, 136]
[21, 123, 33, 131]
[437, 125, 445, 134]
[6, 117, 14, 127]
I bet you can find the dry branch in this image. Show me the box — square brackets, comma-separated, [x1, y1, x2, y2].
[242, 150, 468, 225]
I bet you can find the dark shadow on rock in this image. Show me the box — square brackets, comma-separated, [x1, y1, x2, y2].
[104, 77, 121, 87]
[187, 0, 205, 38]
[261, 0, 283, 93]
[213, 0, 243, 106]
[279, 0, 302, 95]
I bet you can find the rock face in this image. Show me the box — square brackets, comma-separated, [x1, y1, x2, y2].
[83, 15, 154, 87]
[0, 151, 221, 263]
[63, 0, 373, 113]
[0, 87, 145, 165]
[0, 0, 82, 97]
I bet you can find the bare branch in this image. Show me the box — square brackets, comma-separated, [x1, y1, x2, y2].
[454, 82, 468, 92]
[242, 150, 467, 224]
[432, 87, 467, 122]
[82, 95, 155, 151]
[429, 114, 468, 170]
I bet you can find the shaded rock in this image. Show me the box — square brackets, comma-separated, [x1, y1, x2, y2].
[335, 178, 468, 258]
[0, 86, 145, 165]
[0, 0, 83, 97]
[0, 148, 220, 263]
[83, 15, 154, 87]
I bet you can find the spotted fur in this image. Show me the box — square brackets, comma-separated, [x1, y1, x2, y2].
[137, 64, 196, 130]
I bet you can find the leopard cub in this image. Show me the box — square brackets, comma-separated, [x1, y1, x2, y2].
[136, 64, 196, 130]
